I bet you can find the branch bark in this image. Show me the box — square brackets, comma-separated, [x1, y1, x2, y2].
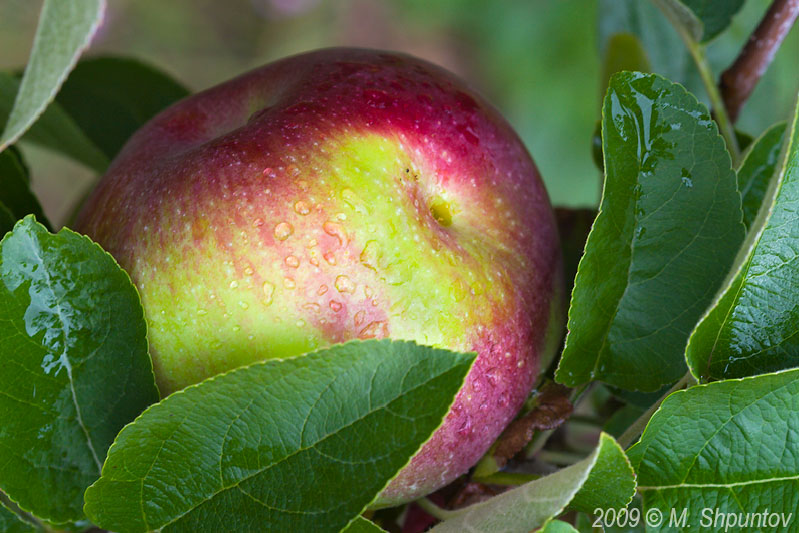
[720, 0, 799, 123]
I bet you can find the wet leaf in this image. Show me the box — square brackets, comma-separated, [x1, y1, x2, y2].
[0, 216, 159, 524]
[737, 122, 788, 230]
[687, 101, 799, 381]
[628, 368, 799, 531]
[84, 340, 474, 533]
[557, 72, 744, 391]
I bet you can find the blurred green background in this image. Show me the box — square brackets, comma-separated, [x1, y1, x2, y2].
[1, 0, 797, 227]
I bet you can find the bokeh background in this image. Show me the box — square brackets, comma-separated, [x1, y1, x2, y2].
[1, 0, 797, 226]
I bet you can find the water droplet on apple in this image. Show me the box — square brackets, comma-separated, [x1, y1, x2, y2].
[354, 310, 366, 326]
[262, 281, 275, 305]
[452, 279, 467, 302]
[303, 302, 321, 312]
[294, 200, 311, 215]
[358, 320, 387, 339]
[457, 417, 472, 437]
[284, 277, 296, 289]
[197, 309, 208, 316]
[238, 301, 249, 310]
[486, 367, 499, 386]
[253, 218, 264, 227]
[470, 281, 484, 295]
[360, 240, 381, 270]
[323, 221, 346, 246]
[317, 284, 328, 295]
[341, 188, 363, 211]
[335, 275, 356, 293]
[229, 280, 239, 289]
[329, 300, 343, 312]
[285, 255, 300, 268]
[262, 167, 274, 177]
[232, 325, 241, 332]
[323, 251, 336, 265]
[243, 266, 254, 276]
[274, 222, 294, 241]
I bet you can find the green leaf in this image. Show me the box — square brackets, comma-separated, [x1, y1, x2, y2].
[0, 0, 105, 151]
[687, 100, 799, 381]
[0, 216, 159, 524]
[737, 122, 788, 230]
[600, 32, 651, 100]
[554, 207, 596, 293]
[56, 56, 189, 160]
[628, 368, 799, 531]
[541, 519, 579, 533]
[599, 0, 696, 99]
[652, 0, 745, 43]
[569, 433, 636, 514]
[0, 72, 108, 172]
[430, 433, 633, 532]
[5, 146, 29, 183]
[0, 201, 15, 236]
[678, 0, 746, 42]
[341, 516, 388, 533]
[0, 148, 50, 230]
[650, 0, 704, 43]
[0, 502, 36, 533]
[83, 340, 474, 533]
[556, 72, 745, 391]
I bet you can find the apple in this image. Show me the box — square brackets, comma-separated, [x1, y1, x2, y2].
[74, 48, 562, 506]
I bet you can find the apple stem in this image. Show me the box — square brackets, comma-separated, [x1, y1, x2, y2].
[415, 497, 459, 521]
[720, 0, 799, 124]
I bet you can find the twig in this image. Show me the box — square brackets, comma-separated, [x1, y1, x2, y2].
[617, 372, 696, 449]
[720, 0, 799, 123]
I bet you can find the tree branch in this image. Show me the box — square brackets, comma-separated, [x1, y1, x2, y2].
[720, 0, 799, 123]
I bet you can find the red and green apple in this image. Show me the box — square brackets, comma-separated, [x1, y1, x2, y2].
[75, 48, 562, 506]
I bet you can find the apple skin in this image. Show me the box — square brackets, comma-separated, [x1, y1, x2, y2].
[74, 48, 562, 506]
